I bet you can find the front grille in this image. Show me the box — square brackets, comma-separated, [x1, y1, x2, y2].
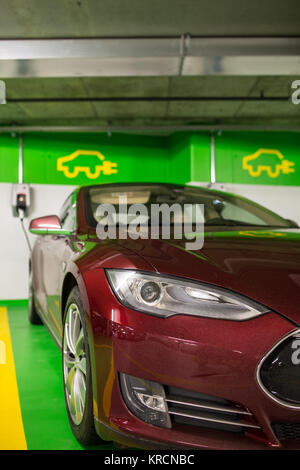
[258, 330, 300, 407]
[273, 423, 300, 441]
[165, 386, 260, 434]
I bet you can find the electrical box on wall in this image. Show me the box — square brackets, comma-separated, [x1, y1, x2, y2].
[12, 183, 31, 217]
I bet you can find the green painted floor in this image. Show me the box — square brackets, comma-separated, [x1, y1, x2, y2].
[1, 300, 115, 450]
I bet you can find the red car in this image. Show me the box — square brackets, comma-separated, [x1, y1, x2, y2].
[29, 183, 300, 449]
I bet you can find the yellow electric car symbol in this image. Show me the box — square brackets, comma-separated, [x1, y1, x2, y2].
[242, 149, 295, 178]
[57, 150, 118, 179]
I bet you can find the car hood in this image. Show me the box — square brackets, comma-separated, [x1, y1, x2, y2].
[121, 228, 300, 325]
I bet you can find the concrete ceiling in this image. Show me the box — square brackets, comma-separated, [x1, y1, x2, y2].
[0, 76, 299, 128]
[0, 0, 299, 129]
[0, 0, 299, 37]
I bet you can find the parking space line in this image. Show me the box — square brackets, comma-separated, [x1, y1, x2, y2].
[0, 306, 27, 450]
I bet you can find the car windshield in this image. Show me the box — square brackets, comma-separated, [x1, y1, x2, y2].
[84, 184, 292, 230]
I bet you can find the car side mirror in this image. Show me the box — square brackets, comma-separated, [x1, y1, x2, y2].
[29, 215, 72, 235]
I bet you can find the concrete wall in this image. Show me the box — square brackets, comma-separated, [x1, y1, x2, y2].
[190, 181, 300, 225]
[0, 181, 299, 300]
[0, 183, 75, 300]
[226, 184, 300, 225]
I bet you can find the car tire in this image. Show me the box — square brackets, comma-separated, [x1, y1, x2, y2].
[28, 269, 42, 325]
[62, 286, 101, 446]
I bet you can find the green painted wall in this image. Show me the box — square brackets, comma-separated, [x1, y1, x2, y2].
[215, 131, 300, 186]
[190, 134, 211, 182]
[23, 133, 170, 185]
[0, 135, 19, 183]
[0, 131, 300, 186]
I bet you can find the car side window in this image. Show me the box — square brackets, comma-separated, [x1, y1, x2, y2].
[59, 194, 76, 233]
[221, 201, 267, 225]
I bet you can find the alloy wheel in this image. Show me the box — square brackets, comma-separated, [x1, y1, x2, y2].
[63, 303, 87, 425]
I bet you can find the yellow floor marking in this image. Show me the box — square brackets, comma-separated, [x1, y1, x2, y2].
[0, 307, 27, 450]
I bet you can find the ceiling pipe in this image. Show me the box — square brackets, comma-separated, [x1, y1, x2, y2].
[0, 80, 6, 104]
[5, 95, 291, 103]
[209, 132, 216, 185]
[0, 36, 299, 60]
[0, 36, 299, 77]
[18, 134, 23, 184]
[178, 34, 190, 75]
[0, 125, 300, 134]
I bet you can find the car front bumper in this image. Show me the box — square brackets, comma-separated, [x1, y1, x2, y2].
[83, 268, 300, 450]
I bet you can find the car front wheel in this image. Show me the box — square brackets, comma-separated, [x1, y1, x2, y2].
[62, 286, 100, 446]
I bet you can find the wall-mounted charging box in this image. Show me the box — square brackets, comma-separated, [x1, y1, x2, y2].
[12, 183, 31, 217]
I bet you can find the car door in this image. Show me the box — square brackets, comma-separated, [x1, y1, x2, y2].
[31, 232, 48, 315]
[42, 194, 77, 343]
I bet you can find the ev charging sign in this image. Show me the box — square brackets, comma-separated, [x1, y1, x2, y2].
[0, 80, 6, 104]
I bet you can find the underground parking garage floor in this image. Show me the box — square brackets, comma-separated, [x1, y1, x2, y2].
[0, 300, 115, 450]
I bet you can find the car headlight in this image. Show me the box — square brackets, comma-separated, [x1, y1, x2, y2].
[106, 269, 269, 321]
